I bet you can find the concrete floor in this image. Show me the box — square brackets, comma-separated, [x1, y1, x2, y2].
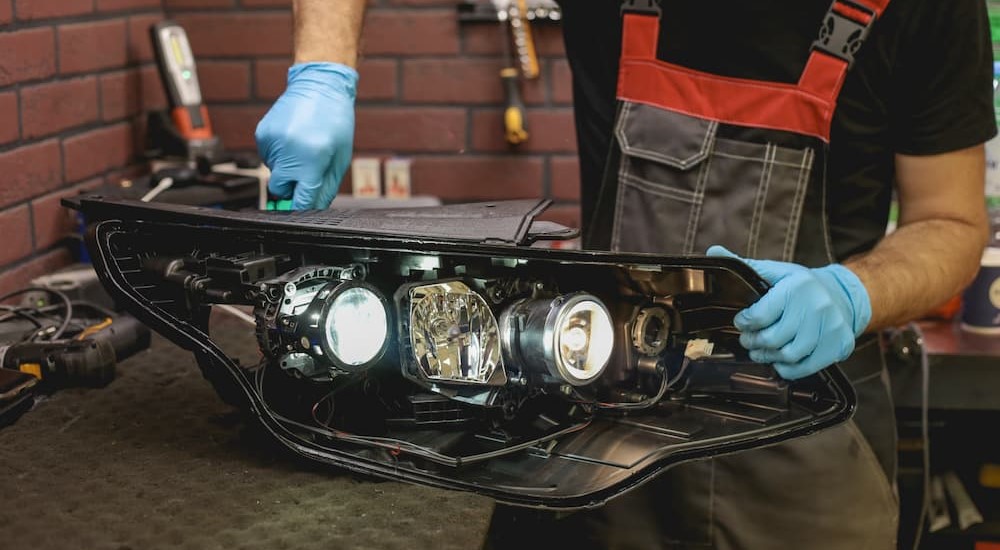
[0, 313, 494, 550]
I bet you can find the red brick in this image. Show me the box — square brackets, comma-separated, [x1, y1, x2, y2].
[403, 58, 505, 104]
[358, 59, 397, 101]
[363, 11, 458, 55]
[21, 77, 100, 139]
[173, 13, 292, 57]
[127, 14, 163, 63]
[536, 204, 580, 228]
[355, 107, 466, 153]
[551, 59, 573, 104]
[62, 123, 135, 182]
[0, 1, 12, 24]
[163, 0, 233, 7]
[97, 0, 160, 11]
[0, 28, 56, 86]
[31, 180, 100, 250]
[0, 141, 63, 208]
[199, 61, 251, 102]
[410, 156, 544, 201]
[254, 59, 288, 99]
[550, 156, 580, 201]
[472, 109, 575, 153]
[0, 92, 18, 145]
[139, 65, 168, 110]
[15, 0, 92, 20]
[0, 205, 32, 265]
[59, 20, 128, 75]
[99, 68, 165, 120]
[0, 249, 73, 297]
[210, 105, 268, 151]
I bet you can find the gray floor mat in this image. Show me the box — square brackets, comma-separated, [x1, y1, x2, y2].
[0, 313, 493, 550]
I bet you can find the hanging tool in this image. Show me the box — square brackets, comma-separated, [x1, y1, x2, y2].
[494, 1, 530, 145]
[511, 0, 540, 80]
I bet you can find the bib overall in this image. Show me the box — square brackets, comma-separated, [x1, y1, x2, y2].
[488, 1, 899, 547]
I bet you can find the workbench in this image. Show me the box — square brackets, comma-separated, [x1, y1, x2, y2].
[0, 313, 493, 550]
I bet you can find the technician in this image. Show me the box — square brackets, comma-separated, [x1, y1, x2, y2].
[255, 0, 995, 547]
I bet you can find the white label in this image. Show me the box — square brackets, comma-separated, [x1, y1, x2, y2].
[384, 158, 412, 199]
[351, 158, 382, 198]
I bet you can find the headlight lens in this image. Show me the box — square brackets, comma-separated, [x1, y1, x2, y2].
[502, 293, 614, 386]
[325, 286, 389, 366]
[408, 281, 505, 385]
[554, 299, 615, 383]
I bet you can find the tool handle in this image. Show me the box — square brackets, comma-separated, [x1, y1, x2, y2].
[501, 68, 529, 146]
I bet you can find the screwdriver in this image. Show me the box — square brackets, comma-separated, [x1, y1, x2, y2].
[499, 4, 529, 145]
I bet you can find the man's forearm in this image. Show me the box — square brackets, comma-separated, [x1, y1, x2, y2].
[293, 0, 367, 67]
[846, 146, 989, 332]
[847, 219, 987, 330]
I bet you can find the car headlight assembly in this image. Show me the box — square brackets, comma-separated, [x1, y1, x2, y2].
[501, 293, 615, 386]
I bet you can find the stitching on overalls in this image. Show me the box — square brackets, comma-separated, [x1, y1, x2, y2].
[712, 151, 807, 168]
[684, 121, 717, 253]
[621, 172, 700, 201]
[844, 420, 899, 522]
[748, 144, 775, 257]
[819, 152, 838, 264]
[610, 106, 632, 252]
[782, 147, 813, 261]
[617, 103, 715, 169]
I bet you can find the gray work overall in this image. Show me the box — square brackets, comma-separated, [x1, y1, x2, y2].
[487, 0, 899, 547]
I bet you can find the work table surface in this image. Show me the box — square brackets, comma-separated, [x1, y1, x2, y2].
[0, 314, 493, 550]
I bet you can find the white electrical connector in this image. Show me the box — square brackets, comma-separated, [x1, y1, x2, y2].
[141, 177, 174, 202]
[684, 338, 715, 360]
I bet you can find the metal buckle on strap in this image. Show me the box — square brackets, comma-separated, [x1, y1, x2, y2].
[621, 0, 661, 16]
[812, 0, 878, 68]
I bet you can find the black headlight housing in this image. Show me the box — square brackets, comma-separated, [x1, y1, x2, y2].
[68, 197, 855, 510]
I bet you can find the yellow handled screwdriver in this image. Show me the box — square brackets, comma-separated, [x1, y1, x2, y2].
[498, 4, 529, 145]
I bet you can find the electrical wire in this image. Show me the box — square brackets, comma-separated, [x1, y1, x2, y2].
[0, 287, 73, 341]
[141, 177, 174, 202]
[253, 361, 590, 467]
[910, 322, 931, 550]
[215, 304, 256, 326]
[596, 358, 690, 411]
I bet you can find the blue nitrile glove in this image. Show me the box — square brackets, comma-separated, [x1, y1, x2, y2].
[255, 62, 358, 210]
[706, 246, 872, 380]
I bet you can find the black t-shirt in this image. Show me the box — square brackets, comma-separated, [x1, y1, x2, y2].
[559, 0, 996, 260]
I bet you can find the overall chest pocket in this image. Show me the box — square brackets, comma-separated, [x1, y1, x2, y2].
[610, 102, 816, 261]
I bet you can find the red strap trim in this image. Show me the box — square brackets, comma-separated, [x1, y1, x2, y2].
[618, 58, 834, 141]
[621, 14, 658, 59]
[849, 0, 890, 16]
[832, 3, 874, 24]
[798, 50, 849, 103]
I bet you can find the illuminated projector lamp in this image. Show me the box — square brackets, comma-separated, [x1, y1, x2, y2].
[286, 279, 391, 373]
[501, 293, 614, 386]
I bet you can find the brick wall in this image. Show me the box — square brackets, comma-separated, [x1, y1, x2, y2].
[0, 0, 580, 293]
[167, 0, 580, 226]
[0, 0, 167, 294]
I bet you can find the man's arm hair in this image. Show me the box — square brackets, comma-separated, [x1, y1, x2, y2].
[846, 145, 989, 331]
[293, 0, 367, 67]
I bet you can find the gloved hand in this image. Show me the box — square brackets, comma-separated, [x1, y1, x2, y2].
[707, 246, 872, 380]
[255, 62, 358, 210]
